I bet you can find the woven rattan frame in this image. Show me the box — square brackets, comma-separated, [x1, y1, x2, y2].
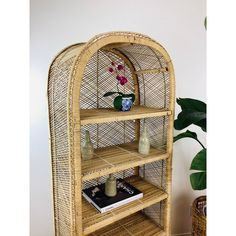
[48, 31, 175, 236]
[192, 196, 206, 235]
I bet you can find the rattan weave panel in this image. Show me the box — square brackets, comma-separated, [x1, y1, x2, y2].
[48, 55, 76, 235]
[118, 45, 170, 109]
[82, 169, 136, 190]
[143, 200, 166, 228]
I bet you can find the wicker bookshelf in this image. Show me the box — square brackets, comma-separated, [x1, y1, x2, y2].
[47, 32, 175, 236]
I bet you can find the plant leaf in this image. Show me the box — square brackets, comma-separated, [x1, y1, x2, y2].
[195, 118, 207, 132]
[113, 96, 122, 110]
[190, 149, 206, 171]
[178, 110, 206, 122]
[190, 171, 206, 190]
[176, 98, 206, 112]
[103, 91, 119, 97]
[174, 109, 206, 130]
[104, 91, 124, 97]
[117, 92, 124, 95]
[174, 130, 198, 143]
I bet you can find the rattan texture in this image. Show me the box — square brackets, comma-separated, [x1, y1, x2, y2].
[48, 31, 175, 236]
[192, 196, 206, 236]
[48, 46, 79, 236]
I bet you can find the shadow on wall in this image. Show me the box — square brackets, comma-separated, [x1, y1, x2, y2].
[172, 193, 192, 235]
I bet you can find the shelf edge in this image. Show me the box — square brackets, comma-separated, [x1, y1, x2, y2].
[80, 110, 172, 125]
[82, 153, 169, 181]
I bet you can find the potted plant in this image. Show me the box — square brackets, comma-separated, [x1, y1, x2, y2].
[174, 98, 206, 235]
[103, 61, 135, 111]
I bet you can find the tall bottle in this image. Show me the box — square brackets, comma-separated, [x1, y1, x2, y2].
[81, 130, 94, 160]
[138, 123, 150, 155]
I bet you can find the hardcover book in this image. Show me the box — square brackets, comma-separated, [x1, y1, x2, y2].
[82, 179, 143, 213]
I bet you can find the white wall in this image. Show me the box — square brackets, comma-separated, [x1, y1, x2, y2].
[30, 0, 206, 235]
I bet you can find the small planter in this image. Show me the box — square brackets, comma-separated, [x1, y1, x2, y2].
[120, 97, 133, 111]
[112, 94, 135, 111]
[103, 61, 135, 111]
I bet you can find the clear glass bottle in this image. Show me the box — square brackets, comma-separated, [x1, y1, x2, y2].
[81, 130, 94, 160]
[138, 123, 150, 155]
[105, 174, 117, 197]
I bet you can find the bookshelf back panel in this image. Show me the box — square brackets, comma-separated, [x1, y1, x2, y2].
[139, 159, 167, 191]
[81, 120, 135, 149]
[82, 168, 135, 190]
[80, 115, 168, 153]
[143, 200, 166, 228]
[80, 50, 134, 110]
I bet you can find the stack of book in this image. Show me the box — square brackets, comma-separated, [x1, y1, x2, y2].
[82, 179, 143, 213]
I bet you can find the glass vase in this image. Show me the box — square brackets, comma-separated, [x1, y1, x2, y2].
[138, 123, 150, 155]
[81, 130, 94, 160]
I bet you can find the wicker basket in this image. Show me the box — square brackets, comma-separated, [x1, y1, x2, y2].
[192, 195, 207, 236]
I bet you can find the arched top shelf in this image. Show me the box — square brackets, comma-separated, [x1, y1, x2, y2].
[48, 31, 175, 124]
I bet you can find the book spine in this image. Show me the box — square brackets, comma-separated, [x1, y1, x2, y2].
[102, 193, 143, 213]
[82, 192, 102, 213]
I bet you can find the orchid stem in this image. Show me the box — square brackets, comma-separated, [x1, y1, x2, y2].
[117, 82, 120, 93]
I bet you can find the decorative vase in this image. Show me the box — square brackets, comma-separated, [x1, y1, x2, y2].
[105, 174, 117, 197]
[81, 130, 94, 160]
[138, 124, 150, 155]
[121, 97, 133, 111]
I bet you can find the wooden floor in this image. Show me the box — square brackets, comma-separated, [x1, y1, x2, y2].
[88, 212, 165, 236]
[82, 176, 167, 235]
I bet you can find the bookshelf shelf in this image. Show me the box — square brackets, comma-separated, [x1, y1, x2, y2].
[48, 32, 175, 236]
[88, 212, 165, 236]
[82, 176, 167, 235]
[80, 106, 171, 125]
[82, 141, 168, 181]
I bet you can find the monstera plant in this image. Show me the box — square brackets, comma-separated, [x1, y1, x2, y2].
[174, 98, 206, 190]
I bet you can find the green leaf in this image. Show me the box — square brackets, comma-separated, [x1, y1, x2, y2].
[174, 130, 205, 148]
[195, 119, 207, 132]
[174, 130, 198, 142]
[113, 96, 122, 110]
[103, 92, 123, 97]
[103, 91, 118, 97]
[204, 17, 207, 30]
[190, 171, 206, 190]
[176, 98, 206, 113]
[178, 110, 206, 122]
[190, 149, 206, 171]
[175, 98, 207, 131]
[174, 109, 206, 130]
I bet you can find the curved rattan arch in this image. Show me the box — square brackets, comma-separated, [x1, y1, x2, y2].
[48, 31, 175, 236]
[69, 32, 175, 235]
